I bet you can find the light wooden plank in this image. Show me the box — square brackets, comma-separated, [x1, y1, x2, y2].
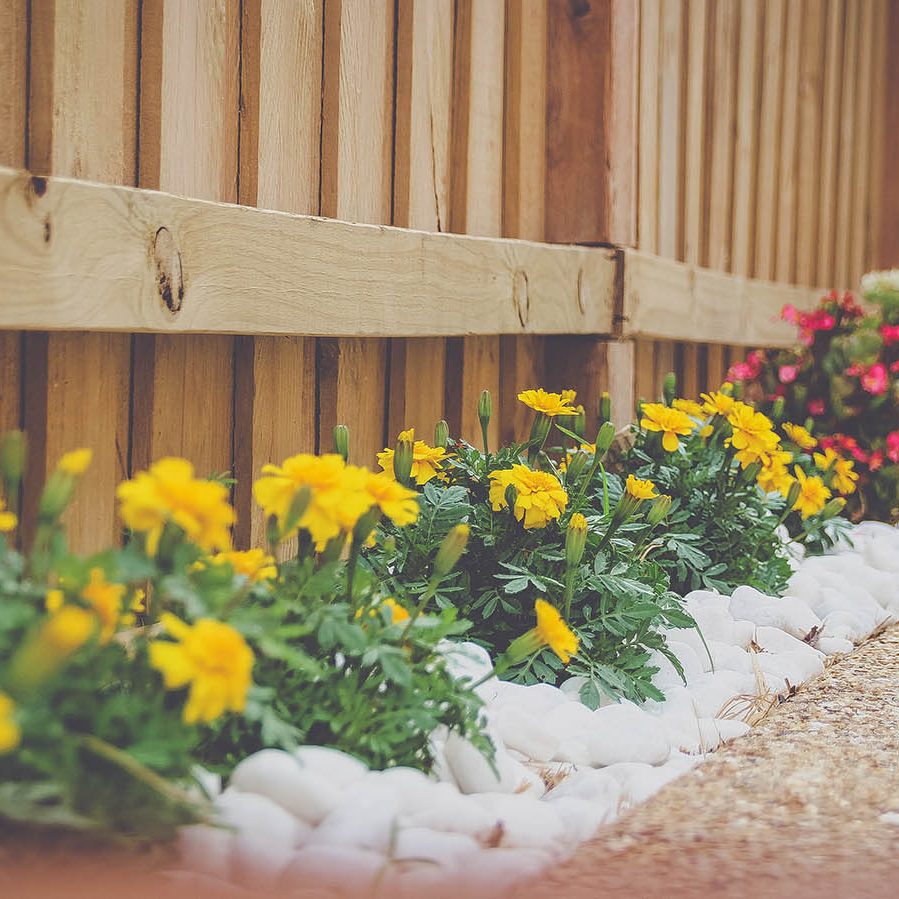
[0, 0, 26, 442]
[865, 0, 888, 271]
[816, 0, 845, 287]
[607, 339, 636, 427]
[320, 0, 394, 466]
[683, 0, 709, 266]
[0, 167, 618, 336]
[707, 0, 739, 273]
[753, 0, 786, 279]
[390, 0, 453, 442]
[877, 1, 899, 266]
[501, 0, 547, 445]
[833, 0, 860, 289]
[731, 0, 761, 278]
[234, 0, 321, 550]
[706, 343, 727, 390]
[848, 0, 875, 287]
[450, 0, 505, 448]
[794, 0, 825, 287]
[23, 0, 136, 551]
[774, 0, 802, 284]
[135, 0, 239, 482]
[622, 249, 823, 347]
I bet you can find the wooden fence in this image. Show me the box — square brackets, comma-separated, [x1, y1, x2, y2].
[0, 0, 896, 552]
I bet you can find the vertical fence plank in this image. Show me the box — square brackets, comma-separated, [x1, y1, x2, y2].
[877, 0, 899, 266]
[833, 0, 860, 289]
[501, 0, 546, 444]
[24, 0, 137, 550]
[448, 0, 504, 448]
[773, 0, 801, 284]
[866, 0, 888, 271]
[753, 0, 785, 280]
[816, 0, 844, 288]
[848, 0, 875, 288]
[794, 0, 825, 287]
[134, 0, 239, 484]
[0, 0, 26, 439]
[389, 0, 453, 443]
[233, 0, 321, 549]
[319, 0, 394, 465]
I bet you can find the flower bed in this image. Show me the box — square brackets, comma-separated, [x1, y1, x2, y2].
[0, 374, 888, 895]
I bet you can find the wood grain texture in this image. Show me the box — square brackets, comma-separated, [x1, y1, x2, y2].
[622, 249, 822, 347]
[135, 0, 239, 486]
[320, 0, 394, 466]
[390, 0, 454, 442]
[234, 0, 321, 549]
[502, 0, 547, 445]
[24, 0, 137, 551]
[877, 0, 899, 266]
[866, 0, 888, 271]
[0, 167, 617, 336]
[449, 0, 505, 448]
[0, 0, 26, 447]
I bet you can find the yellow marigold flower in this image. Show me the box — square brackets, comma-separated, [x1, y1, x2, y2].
[640, 403, 695, 452]
[792, 467, 831, 520]
[488, 465, 568, 529]
[208, 549, 278, 583]
[118, 458, 235, 556]
[45, 588, 65, 613]
[382, 598, 410, 624]
[365, 472, 420, 526]
[756, 450, 796, 496]
[377, 437, 450, 486]
[0, 498, 16, 533]
[813, 448, 858, 495]
[149, 613, 253, 725]
[625, 475, 659, 500]
[534, 599, 579, 664]
[81, 567, 128, 643]
[699, 424, 714, 439]
[701, 391, 736, 417]
[57, 448, 93, 476]
[517, 389, 578, 417]
[727, 402, 780, 464]
[0, 691, 20, 755]
[41, 605, 96, 655]
[253, 454, 371, 550]
[568, 512, 588, 532]
[672, 398, 704, 417]
[783, 422, 817, 450]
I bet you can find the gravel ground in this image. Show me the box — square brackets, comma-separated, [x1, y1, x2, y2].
[530, 624, 899, 899]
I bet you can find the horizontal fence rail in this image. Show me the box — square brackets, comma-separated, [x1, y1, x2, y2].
[0, 167, 617, 337]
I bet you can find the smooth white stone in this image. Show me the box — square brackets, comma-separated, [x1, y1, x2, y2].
[281, 845, 386, 893]
[647, 649, 688, 690]
[587, 702, 671, 766]
[755, 651, 822, 687]
[403, 792, 498, 841]
[214, 788, 307, 848]
[230, 749, 342, 826]
[307, 795, 400, 854]
[731, 619, 757, 649]
[686, 670, 756, 719]
[492, 681, 570, 715]
[179, 824, 234, 881]
[683, 589, 728, 611]
[357, 767, 446, 815]
[600, 761, 676, 806]
[821, 609, 876, 643]
[771, 596, 824, 640]
[543, 766, 622, 816]
[728, 586, 789, 630]
[548, 796, 609, 845]
[392, 827, 480, 866]
[493, 704, 560, 762]
[162, 871, 249, 898]
[754, 626, 826, 660]
[440, 641, 495, 683]
[543, 699, 603, 741]
[707, 640, 755, 675]
[294, 745, 368, 789]
[469, 792, 566, 851]
[710, 718, 751, 742]
[231, 834, 297, 890]
[443, 731, 522, 795]
[663, 634, 713, 674]
[817, 635, 854, 655]
[685, 604, 738, 644]
[552, 737, 592, 766]
[191, 766, 222, 800]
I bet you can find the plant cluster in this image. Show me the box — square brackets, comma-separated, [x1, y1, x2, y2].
[728, 273, 899, 522]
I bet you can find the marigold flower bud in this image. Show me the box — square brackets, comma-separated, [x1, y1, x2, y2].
[599, 392, 612, 426]
[528, 412, 552, 452]
[771, 396, 786, 424]
[784, 479, 802, 511]
[573, 405, 587, 438]
[478, 390, 492, 430]
[565, 513, 588, 569]
[820, 497, 846, 520]
[720, 382, 734, 396]
[595, 421, 616, 456]
[393, 432, 415, 486]
[332, 425, 350, 461]
[0, 430, 26, 485]
[434, 523, 470, 576]
[434, 420, 450, 449]
[663, 372, 677, 406]
[739, 460, 763, 485]
[37, 470, 78, 522]
[564, 450, 589, 486]
[504, 483, 518, 511]
[647, 494, 672, 526]
[282, 486, 312, 538]
[352, 506, 382, 544]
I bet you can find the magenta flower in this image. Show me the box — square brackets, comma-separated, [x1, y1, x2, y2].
[880, 324, 899, 345]
[808, 398, 826, 416]
[778, 364, 798, 384]
[887, 431, 899, 464]
[861, 363, 888, 396]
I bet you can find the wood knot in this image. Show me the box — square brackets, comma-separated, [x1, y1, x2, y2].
[512, 269, 530, 328]
[30, 175, 47, 198]
[152, 226, 184, 314]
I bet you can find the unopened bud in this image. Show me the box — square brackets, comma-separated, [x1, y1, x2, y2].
[663, 372, 677, 406]
[37, 471, 77, 522]
[504, 484, 519, 511]
[573, 405, 586, 439]
[771, 396, 786, 424]
[434, 420, 450, 449]
[820, 497, 847, 520]
[478, 390, 492, 430]
[434, 524, 470, 576]
[282, 486, 312, 537]
[599, 392, 612, 426]
[785, 479, 802, 511]
[565, 513, 588, 569]
[333, 424, 349, 461]
[647, 494, 672, 526]
[720, 382, 734, 396]
[352, 506, 381, 544]
[528, 412, 552, 452]
[740, 460, 763, 485]
[394, 431, 415, 486]
[564, 450, 589, 485]
[0, 430, 26, 485]
[595, 421, 616, 456]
